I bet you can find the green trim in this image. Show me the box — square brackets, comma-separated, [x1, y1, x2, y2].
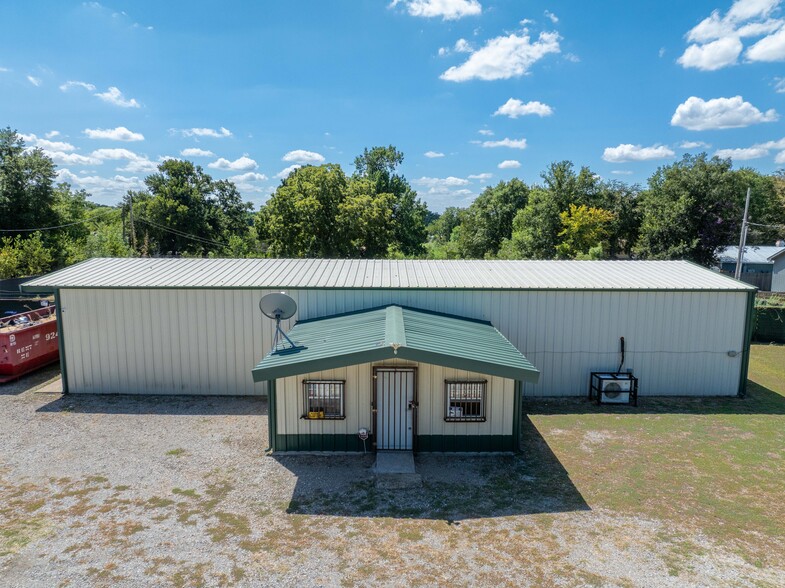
[267, 380, 277, 451]
[396, 348, 540, 383]
[738, 290, 757, 398]
[272, 433, 513, 452]
[54, 289, 69, 394]
[416, 435, 515, 452]
[512, 380, 522, 453]
[384, 305, 407, 348]
[274, 434, 373, 452]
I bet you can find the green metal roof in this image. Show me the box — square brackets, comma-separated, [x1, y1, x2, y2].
[251, 305, 540, 383]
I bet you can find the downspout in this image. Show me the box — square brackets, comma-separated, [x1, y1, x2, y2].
[737, 290, 757, 398]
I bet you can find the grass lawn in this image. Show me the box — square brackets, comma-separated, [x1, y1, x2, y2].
[522, 342, 785, 571]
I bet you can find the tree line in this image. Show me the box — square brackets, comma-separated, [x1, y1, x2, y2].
[2, 126, 784, 279]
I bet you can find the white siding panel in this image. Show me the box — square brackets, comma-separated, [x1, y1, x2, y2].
[60, 287, 748, 397]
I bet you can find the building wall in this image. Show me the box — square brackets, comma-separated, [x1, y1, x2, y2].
[59, 287, 749, 397]
[772, 257, 785, 292]
[274, 359, 514, 452]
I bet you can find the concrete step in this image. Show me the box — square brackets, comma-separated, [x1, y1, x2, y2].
[373, 451, 421, 488]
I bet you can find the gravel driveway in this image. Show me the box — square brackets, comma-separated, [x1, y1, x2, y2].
[1, 368, 783, 587]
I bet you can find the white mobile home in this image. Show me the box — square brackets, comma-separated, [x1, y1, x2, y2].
[22, 258, 756, 453]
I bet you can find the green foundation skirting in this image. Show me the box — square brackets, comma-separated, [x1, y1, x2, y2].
[273, 434, 515, 452]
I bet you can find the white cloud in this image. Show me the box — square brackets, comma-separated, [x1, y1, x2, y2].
[493, 98, 553, 118]
[90, 148, 158, 172]
[438, 47, 449, 56]
[679, 0, 785, 69]
[678, 36, 743, 70]
[671, 96, 778, 130]
[84, 126, 145, 141]
[180, 148, 215, 157]
[424, 151, 445, 158]
[478, 129, 494, 136]
[95, 86, 140, 108]
[19, 133, 76, 152]
[56, 168, 145, 204]
[544, 10, 559, 24]
[275, 164, 302, 179]
[401, 0, 481, 20]
[441, 31, 560, 82]
[776, 150, 785, 163]
[414, 176, 470, 188]
[282, 149, 325, 164]
[602, 144, 676, 162]
[659, 47, 666, 58]
[91, 148, 143, 160]
[468, 172, 493, 180]
[454, 38, 473, 53]
[680, 140, 712, 149]
[45, 130, 60, 139]
[412, 176, 475, 209]
[27, 75, 42, 87]
[611, 170, 634, 175]
[775, 76, 785, 92]
[37, 139, 76, 151]
[746, 25, 785, 61]
[59, 80, 96, 92]
[208, 156, 258, 171]
[714, 146, 769, 160]
[176, 127, 233, 138]
[0, 66, 10, 73]
[497, 160, 521, 169]
[481, 137, 528, 149]
[43, 150, 102, 166]
[563, 52, 580, 62]
[228, 172, 269, 193]
[520, 18, 534, 26]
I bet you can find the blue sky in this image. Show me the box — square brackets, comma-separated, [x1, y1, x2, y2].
[2, 0, 785, 211]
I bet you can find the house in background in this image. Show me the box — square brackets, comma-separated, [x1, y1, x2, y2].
[716, 242, 785, 292]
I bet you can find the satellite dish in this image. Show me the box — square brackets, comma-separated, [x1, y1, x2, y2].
[260, 292, 297, 320]
[259, 292, 300, 353]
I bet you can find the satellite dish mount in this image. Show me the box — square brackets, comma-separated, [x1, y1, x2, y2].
[259, 292, 300, 353]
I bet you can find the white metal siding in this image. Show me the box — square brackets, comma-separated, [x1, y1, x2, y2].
[60, 287, 748, 397]
[276, 360, 513, 437]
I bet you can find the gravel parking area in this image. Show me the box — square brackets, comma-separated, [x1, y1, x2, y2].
[2, 367, 784, 587]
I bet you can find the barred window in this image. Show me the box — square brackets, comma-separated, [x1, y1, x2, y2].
[445, 380, 486, 422]
[303, 380, 345, 419]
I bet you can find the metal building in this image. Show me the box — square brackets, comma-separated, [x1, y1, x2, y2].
[22, 258, 756, 452]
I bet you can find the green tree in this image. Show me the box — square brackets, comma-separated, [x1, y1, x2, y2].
[352, 146, 428, 255]
[261, 164, 348, 257]
[499, 188, 561, 259]
[0, 232, 53, 278]
[635, 154, 740, 264]
[457, 179, 529, 258]
[337, 179, 396, 257]
[556, 204, 616, 259]
[0, 128, 58, 236]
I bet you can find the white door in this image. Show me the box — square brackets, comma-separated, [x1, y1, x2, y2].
[375, 368, 415, 450]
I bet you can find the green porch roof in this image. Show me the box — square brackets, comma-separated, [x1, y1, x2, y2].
[251, 305, 540, 383]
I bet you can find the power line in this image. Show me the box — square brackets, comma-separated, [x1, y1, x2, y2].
[0, 208, 115, 232]
[134, 217, 228, 249]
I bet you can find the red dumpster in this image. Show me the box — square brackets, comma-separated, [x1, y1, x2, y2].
[0, 306, 59, 383]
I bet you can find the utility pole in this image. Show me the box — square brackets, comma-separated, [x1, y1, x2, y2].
[129, 192, 137, 252]
[734, 187, 751, 280]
